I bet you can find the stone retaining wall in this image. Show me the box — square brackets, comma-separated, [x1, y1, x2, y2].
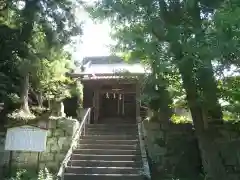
[1, 117, 79, 173]
[0, 132, 7, 179]
[143, 121, 202, 180]
[209, 122, 240, 180]
[143, 120, 240, 180]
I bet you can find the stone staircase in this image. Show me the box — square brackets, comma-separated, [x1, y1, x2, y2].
[63, 122, 146, 180]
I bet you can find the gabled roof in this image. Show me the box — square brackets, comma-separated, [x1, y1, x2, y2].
[72, 56, 150, 78]
[82, 56, 124, 64]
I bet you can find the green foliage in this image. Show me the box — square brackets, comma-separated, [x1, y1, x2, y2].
[86, 0, 230, 121]
[30, 106, 48, 116]
[213, 0, 240, 68]
[5, 168, 55, 180]
[7, 109, 36, 121]
[70, 81, 83, 107]
[37, 168, 54, 180]
[0, 0, 83, 113]
[31, 47, 74, 102]
[219, 76, 240, 120]
[87, 0, 240, 178]
[7, 93, 21, 104]
[171, 114, 192, 124]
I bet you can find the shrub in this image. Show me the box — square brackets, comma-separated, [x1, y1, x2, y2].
[5, 168, 55, 180]
[171, 114, 192, 124]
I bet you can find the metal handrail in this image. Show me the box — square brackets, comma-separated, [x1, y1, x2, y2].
[140, 105, 148, 109]
[57, 108, 91, 179]
[138, 105, 148, 123]
[137, 116, 151, 179]
[137, 105, 151, 179]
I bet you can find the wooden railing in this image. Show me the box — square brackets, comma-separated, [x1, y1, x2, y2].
[57, 108, 91, 180]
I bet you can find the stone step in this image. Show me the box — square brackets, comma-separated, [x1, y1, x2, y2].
[98, 122, 136, 124]
[86, 123, 138, 129]
[98, 120, 137, 124]
[65, 166, 142, 174]
[71, 154, 141, 161]
[85, 132, 137, 136]
[63, 173, 143, 180]
[73, 149, 141, 155]
[82, 135, 138, 140]
[86, 124, 137, 128]
[77, 144, 139, 150]
[86, 127, 137, 130]
[67, 160, 142, 167]
[79, 139, 139, 145]
[86, 123, 137, 128]
[86, 129, 138, 134]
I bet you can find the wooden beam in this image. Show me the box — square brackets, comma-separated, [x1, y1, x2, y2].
[69, 72, 146, 77]
[136, 82, 140, 119]
[85, 78, 138, 84]
[99, 90, 136, 94]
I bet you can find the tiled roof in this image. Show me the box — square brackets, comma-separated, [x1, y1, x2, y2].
[73, 56, 148, 75]
[82, 56, 125, 65]
[82, 75, 141, 80]
[71, 56, 151, 80]
[81, 63, 147, 74]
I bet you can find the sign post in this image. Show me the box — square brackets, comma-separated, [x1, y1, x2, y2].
[5, 125, 48, 174]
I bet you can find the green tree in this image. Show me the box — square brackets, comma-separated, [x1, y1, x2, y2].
[219, 75, 240, 120]
[0, 0, 82, 114]
[112, 25, 174, 123]
[86, 0, 231, 179]
[31, 47, 74, 108]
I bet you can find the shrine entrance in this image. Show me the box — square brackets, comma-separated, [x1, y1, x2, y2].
[99, 92, 137, 124]
[69, 55, 148, 124]
[81, 79, 140, 123]
[100, 92, 121, 118]
[99, 92, 137, 119]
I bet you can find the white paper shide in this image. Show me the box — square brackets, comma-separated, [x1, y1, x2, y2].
[5, 125, 47, 152]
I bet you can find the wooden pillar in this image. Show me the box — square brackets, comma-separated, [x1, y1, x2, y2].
[136, 81, 140, 120]
[122, 94, 125, 116]
[93, 91, 96, 123]
[93, 90, 99, 124]
[96, 90, 99, 123]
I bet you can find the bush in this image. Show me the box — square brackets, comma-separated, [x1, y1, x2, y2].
[5, 168, 55, 180]
[30, 106, 48, 116]
[171, 114, 192, 124]
[37, 168, 54, 180]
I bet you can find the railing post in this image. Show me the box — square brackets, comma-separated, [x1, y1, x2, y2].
[83, 121, 86, 136]
[57, 108, 91, 179]
[138, 117, 151, 179]
[62, 167, 65, 180]
[88, 109, 91, 124]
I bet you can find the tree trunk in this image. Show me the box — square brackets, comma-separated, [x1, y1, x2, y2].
[196, 61, 223, 121]
[189, 0, 223, 122]
[37, 92, 43, 108]
[20, 73, 30, 113]
[48, 99, 51, 109]
[157, 80, 173, 127]
[31, 89, 43, 108]
[150, 60, 173, 124]
[178, 58, 228, 180]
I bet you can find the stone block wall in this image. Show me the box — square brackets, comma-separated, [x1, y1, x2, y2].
[0, 132, 7, 179]
[208, 122, 240, 180]
[174, 107, 192, 120]
[143, 120, 202, 180]
[1, 117, 79, 173]
[143, 120, 240, 180]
